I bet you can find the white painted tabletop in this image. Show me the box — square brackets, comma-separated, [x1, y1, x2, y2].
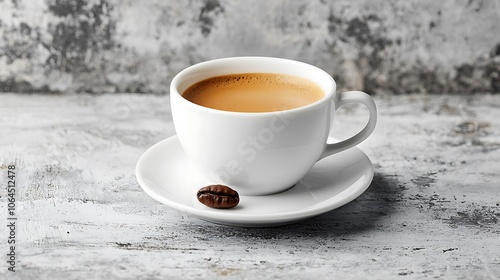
[0, 93, 499, 279]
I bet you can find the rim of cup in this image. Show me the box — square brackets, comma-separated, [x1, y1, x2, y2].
[170, 56, 337, 116]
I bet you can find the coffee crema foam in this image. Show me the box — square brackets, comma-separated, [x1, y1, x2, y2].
[182, 73, 324, 113]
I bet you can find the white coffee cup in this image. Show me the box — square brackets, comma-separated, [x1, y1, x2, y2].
[171, 57, 377, 196]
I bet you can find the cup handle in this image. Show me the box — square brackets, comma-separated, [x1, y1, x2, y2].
[320, 91, 377, 159]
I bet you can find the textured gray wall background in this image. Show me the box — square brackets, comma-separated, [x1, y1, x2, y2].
[0, 0, 499, 94]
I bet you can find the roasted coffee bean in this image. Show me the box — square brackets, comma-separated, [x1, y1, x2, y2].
[197, 185, 239, 209]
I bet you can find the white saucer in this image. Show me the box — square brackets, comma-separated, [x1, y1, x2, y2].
[136, 136, 374, 227]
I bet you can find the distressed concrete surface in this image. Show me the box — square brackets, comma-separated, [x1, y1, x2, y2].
[0, 0, 499, 94]
[0, 93, 499, 279]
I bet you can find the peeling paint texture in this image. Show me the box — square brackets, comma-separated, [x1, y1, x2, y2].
[0, 0, 499, 94]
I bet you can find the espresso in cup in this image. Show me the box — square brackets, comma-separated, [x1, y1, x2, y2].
[182, 73, 324, 113]
[171, 57, 377, 195]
